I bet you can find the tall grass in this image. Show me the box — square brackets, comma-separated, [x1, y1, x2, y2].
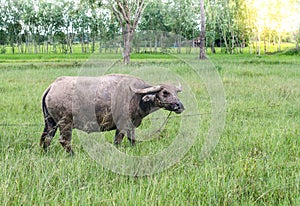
[0, 53, 299, 205]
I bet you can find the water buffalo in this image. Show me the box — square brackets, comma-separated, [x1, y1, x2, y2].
[40, 74, 184, 154]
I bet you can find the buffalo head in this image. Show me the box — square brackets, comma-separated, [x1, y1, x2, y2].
[132, 84, 185, 114]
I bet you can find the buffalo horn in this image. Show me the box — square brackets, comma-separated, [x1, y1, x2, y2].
[132, 85, 162, 94]
[176, 82, 182, 92]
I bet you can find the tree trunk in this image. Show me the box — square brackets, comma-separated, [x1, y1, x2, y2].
[278, 34, 281, 52]
[177, 35, 181, 54]
[231, 30, 235, 54]
[123, 24, 133, 64]
[264, 37, 267, 54]
[211, 40, 216, 54]
[267, 33, 271, 52]
[111, 0, 146, 64]
[296, 31, 299, 50]
[222, 30, 229, 54]
[67, 34, 73, 54]
[33, 38, 37, 54]
[241, 34, 245, 54]
[211, 43, 215, 54]
[257, 33, 261, 55]
[81, 33, 85, 53]
[11, 43, 15, 54]
[199, 0, 206, 59]
[154, 33, 158, 53]
[25, 35, 29, 54]
[92, 36, 96, 53]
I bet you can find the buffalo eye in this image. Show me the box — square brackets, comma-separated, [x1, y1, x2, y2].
[162, 90, 170, 97]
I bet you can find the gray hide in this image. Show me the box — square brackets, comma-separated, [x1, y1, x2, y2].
[40, 74, 184, 154]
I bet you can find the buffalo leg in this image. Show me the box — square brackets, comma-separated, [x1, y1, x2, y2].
[58, 118, 74, 154]
[40, 116, 57, 151]
[127, 129, 136, 146]
[114, 129, 125, 145]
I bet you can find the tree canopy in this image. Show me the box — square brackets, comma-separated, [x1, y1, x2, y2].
[0, 0, 299, 55]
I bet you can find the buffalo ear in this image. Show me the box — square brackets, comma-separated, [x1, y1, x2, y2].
[142, 94, 156, 102]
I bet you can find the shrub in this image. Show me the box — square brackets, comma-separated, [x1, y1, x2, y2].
[0, 46, 6, 54]
[283, 48, 300, 55]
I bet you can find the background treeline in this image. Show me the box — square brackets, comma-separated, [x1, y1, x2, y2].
[0, 0, 299, 55]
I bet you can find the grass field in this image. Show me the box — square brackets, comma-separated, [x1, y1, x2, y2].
[0, 51, 299, 205]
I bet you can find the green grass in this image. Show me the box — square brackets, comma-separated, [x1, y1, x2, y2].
[0, 52, 299, 205]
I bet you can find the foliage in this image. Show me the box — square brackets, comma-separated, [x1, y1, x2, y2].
[109, 0, 147, 63]
[282, 48, 300, 55]
[139, 0, 170, 32]
[0, 46, 6, 54]
[0, 0, 299, 55]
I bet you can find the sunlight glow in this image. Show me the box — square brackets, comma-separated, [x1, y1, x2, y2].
[251, 0, 300, 32]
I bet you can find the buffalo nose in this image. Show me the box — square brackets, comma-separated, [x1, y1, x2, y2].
[174, 101, 184, 113]
[177, 102, 184, 110]
[176, 102, 184, 109]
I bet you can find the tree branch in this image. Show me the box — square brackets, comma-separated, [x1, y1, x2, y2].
[111, 4, 124, 29]
[115, 0, 130, 24]
[133, 0, 146, 29]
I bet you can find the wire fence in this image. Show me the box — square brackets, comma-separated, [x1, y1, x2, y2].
[0, 104, 282, 128]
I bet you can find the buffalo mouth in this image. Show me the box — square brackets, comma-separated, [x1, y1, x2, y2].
[165, 102, 185, 114]
[173, 107, 184, 114]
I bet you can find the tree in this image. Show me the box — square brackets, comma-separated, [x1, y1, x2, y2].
[199, 0, 206, 59]
[4, 0, 24, 54]
[295, 25, 300, 50]
[139, 0, 170, 52]
[109, 0, 147, 64]
[206, 0, 218, 53]
[73, 2, 92, 53]
[86, 0, 104, 53]
[139, 0, 169, 32]
[60, 1, 77, 54]
[0, 1, 9, 48]
[206, 0, 251, 54]
[164, 0, 199, 53]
